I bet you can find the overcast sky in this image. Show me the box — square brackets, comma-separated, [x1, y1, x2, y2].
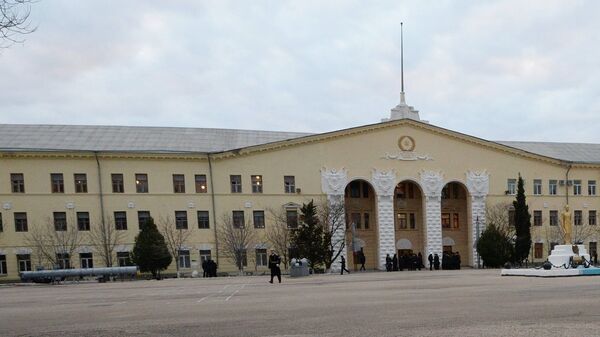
[1, 1, 599, 143]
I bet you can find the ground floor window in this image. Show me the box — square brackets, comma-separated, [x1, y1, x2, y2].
[534, 243, 543, 259]
[589, 242, 597, 258]
[79, 253, 93, 269]
[17, 254, 31, 272]
[57, 253, 70, 269]
[443, 245, 453, 253]
[178, 250, 191, 269]
[0, 255, 6, 275]
[256, 249, 267, 267]
[199, 250, 211, 263]
[117, 252, 132, 266]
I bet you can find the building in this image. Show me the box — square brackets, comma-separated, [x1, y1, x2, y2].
[1, 93, 600, 280]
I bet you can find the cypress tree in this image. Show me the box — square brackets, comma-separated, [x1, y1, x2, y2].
[292, 200, 325, 270]
[132, 217, 172, 279]
[513, 174, 532, 264]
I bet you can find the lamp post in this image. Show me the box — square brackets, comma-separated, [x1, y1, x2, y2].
[475, 216, 481, 269]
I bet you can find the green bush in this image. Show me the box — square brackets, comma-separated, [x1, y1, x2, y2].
[477, 225, 514, 268]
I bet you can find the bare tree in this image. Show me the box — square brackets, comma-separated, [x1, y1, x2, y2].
[24, 217, 82, 269]
[217, 213, 256, 275]
[88, 216, 124, 268]
[317, 196, 347, 272]
[544, 219, 600, 246]
[1, 0, 36, 47]
[265, 207, 292, 269]
[485, 201, 515, 239]
[158, 216, 191, 278]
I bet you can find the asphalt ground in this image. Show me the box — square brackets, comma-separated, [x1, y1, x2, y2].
[1, 269, 600, 337]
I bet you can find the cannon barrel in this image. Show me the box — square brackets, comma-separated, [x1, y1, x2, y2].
[20, 266, 138, 281]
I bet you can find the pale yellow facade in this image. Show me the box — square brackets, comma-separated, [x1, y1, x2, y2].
[1, 119, 599, 280]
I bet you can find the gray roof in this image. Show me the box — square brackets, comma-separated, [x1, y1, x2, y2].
[1, 124, 600, 163]
[497, 141, 600, 164]
[0, 124, 312, 153]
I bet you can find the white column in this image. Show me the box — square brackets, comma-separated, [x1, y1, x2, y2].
[420, 171, 444, 260]
[372, 169, 397, 270]
[466, 170, 490, 268]
[321, 168, 348, 273]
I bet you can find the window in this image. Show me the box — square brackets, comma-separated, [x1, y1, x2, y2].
[573, 180, 582, 196]
[589, 242, 597, 258]
[0, 213, 3, 232]
[14, 212, 28, 232]
[197, 211, 210, 229]
[135, 173, 148, 193]
[57, 253, 70, 269]
[11, 173, 25, 193]
[508, 210, 515, 227]
[507, 179, 516, 195]
[349, 181, 361, 198]
[256, 248, 268, 267]
[74, 173, 88, 193]
[251, 175, 263, 193]
[0, 255, 6, 275]
[550, 242, 558, 252]
[352, 212, 362, 229]
[590, 211, 597, 226]
[549, 210, 558, 226]
[533, 210, 542, 226]
[51, 173, 64, 193]
[549, 180, 557, 195]
[574, 210, 582, 226]
[199, 250, 211, 263]
[112, 174, 124, 193]
[80, 253, 93, 269]
[173, 174, 185, 193]
[114, 211, 127, 230]
[589, 181, 596, 196]
[53, 212, 67, 231]
[232, 210, 245, 228]
[441, 213, 450, 229]
[117, 252, 131, 266]
[362, 181, 370, 198]
[195, 174, 207, 193]
[364, 213, 370, 229]
[178, 250, 191, 269]
[452, 213, 459, 229]
[284, 176, 296, 193]
[230, 175, 242, 193]
[397, 213, 407, 230]
[286, 209, 298, 228]
[138, 211, 151, 229]
[253, 210, 265, 228]
[534, 243, 543, 259]
[533, 179, 542, 195]
[175, 211, 188, 229]
[17, 254, 31, 272]
[77, 212, 90, 231]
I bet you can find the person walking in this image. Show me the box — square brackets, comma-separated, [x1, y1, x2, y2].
[359, 248, 366, 271]
[268, 250, 282, 283]
[433, 253, 440, 270]
[428, 253, 434, 271]
[340, 256, 350, 275]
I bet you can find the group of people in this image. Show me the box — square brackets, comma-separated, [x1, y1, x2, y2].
[386, 252, 424, 271]
[426, 252, 461, 270]
[201, 258, 218, 277]
[340, 248, 367, 274]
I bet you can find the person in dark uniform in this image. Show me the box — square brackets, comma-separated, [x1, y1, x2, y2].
[433, 253, 440, 270]
[201, 259, 208, 278]
[340, 256, 350, 275]
[385, 254, 392, 272]
[428, 253, 434, 271]
[359, 248, 366, 271]
[392, 254, 398, 271]
[456, 252, 461, 270]
[418, 252, 424, 270]
[268, 250, 282, 283]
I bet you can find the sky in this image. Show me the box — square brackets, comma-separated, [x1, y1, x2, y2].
[1, 0, 600, 143]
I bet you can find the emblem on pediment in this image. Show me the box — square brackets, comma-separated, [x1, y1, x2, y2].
[321, 167, 348, 195]
[398, 136, 415, 151]
[420, 170, 444, 197]
[372, 169, 396, 197]
[383, 135, 433, 161]
[466, 170, 490, 197]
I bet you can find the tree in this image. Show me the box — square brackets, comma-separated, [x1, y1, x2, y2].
[265, 208, 292, 269]
[513, 174, 532, 264]
[217, 213, 256, 275]
[317, 197, 346, 272]
[292, 200, 326, 270]
[159, 216, 191, 278]
[88, 216, 123, 268]
[24, 216, 82, 269]
[1, 0, 36, 48]
[132, 217, 172, 279]
[476, 225, 514, 268]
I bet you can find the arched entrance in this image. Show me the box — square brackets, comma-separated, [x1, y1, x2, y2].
[345, 179, 377, 270]
[394, 180, 425, 258]
[440, 182, 469, 267]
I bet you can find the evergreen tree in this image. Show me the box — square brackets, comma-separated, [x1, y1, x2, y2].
[513, 174, 532, 264]
[132, 217, 172, 279]
[292, 200, 326, 269]
[476, 225, 514, 268]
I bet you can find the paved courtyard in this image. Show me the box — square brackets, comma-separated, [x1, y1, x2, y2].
[1, 269, 600, 336]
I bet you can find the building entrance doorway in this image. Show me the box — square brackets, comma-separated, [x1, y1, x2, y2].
[345, 179, 377, 270]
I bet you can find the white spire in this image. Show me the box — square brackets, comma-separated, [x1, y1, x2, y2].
[383, 22, 421, 122]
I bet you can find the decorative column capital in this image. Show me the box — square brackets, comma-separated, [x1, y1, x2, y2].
[321, 167, 348, 196]
[420, 170, 444, 199]
[466, 170, 490, 198]
[372, 168, 396, 198]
